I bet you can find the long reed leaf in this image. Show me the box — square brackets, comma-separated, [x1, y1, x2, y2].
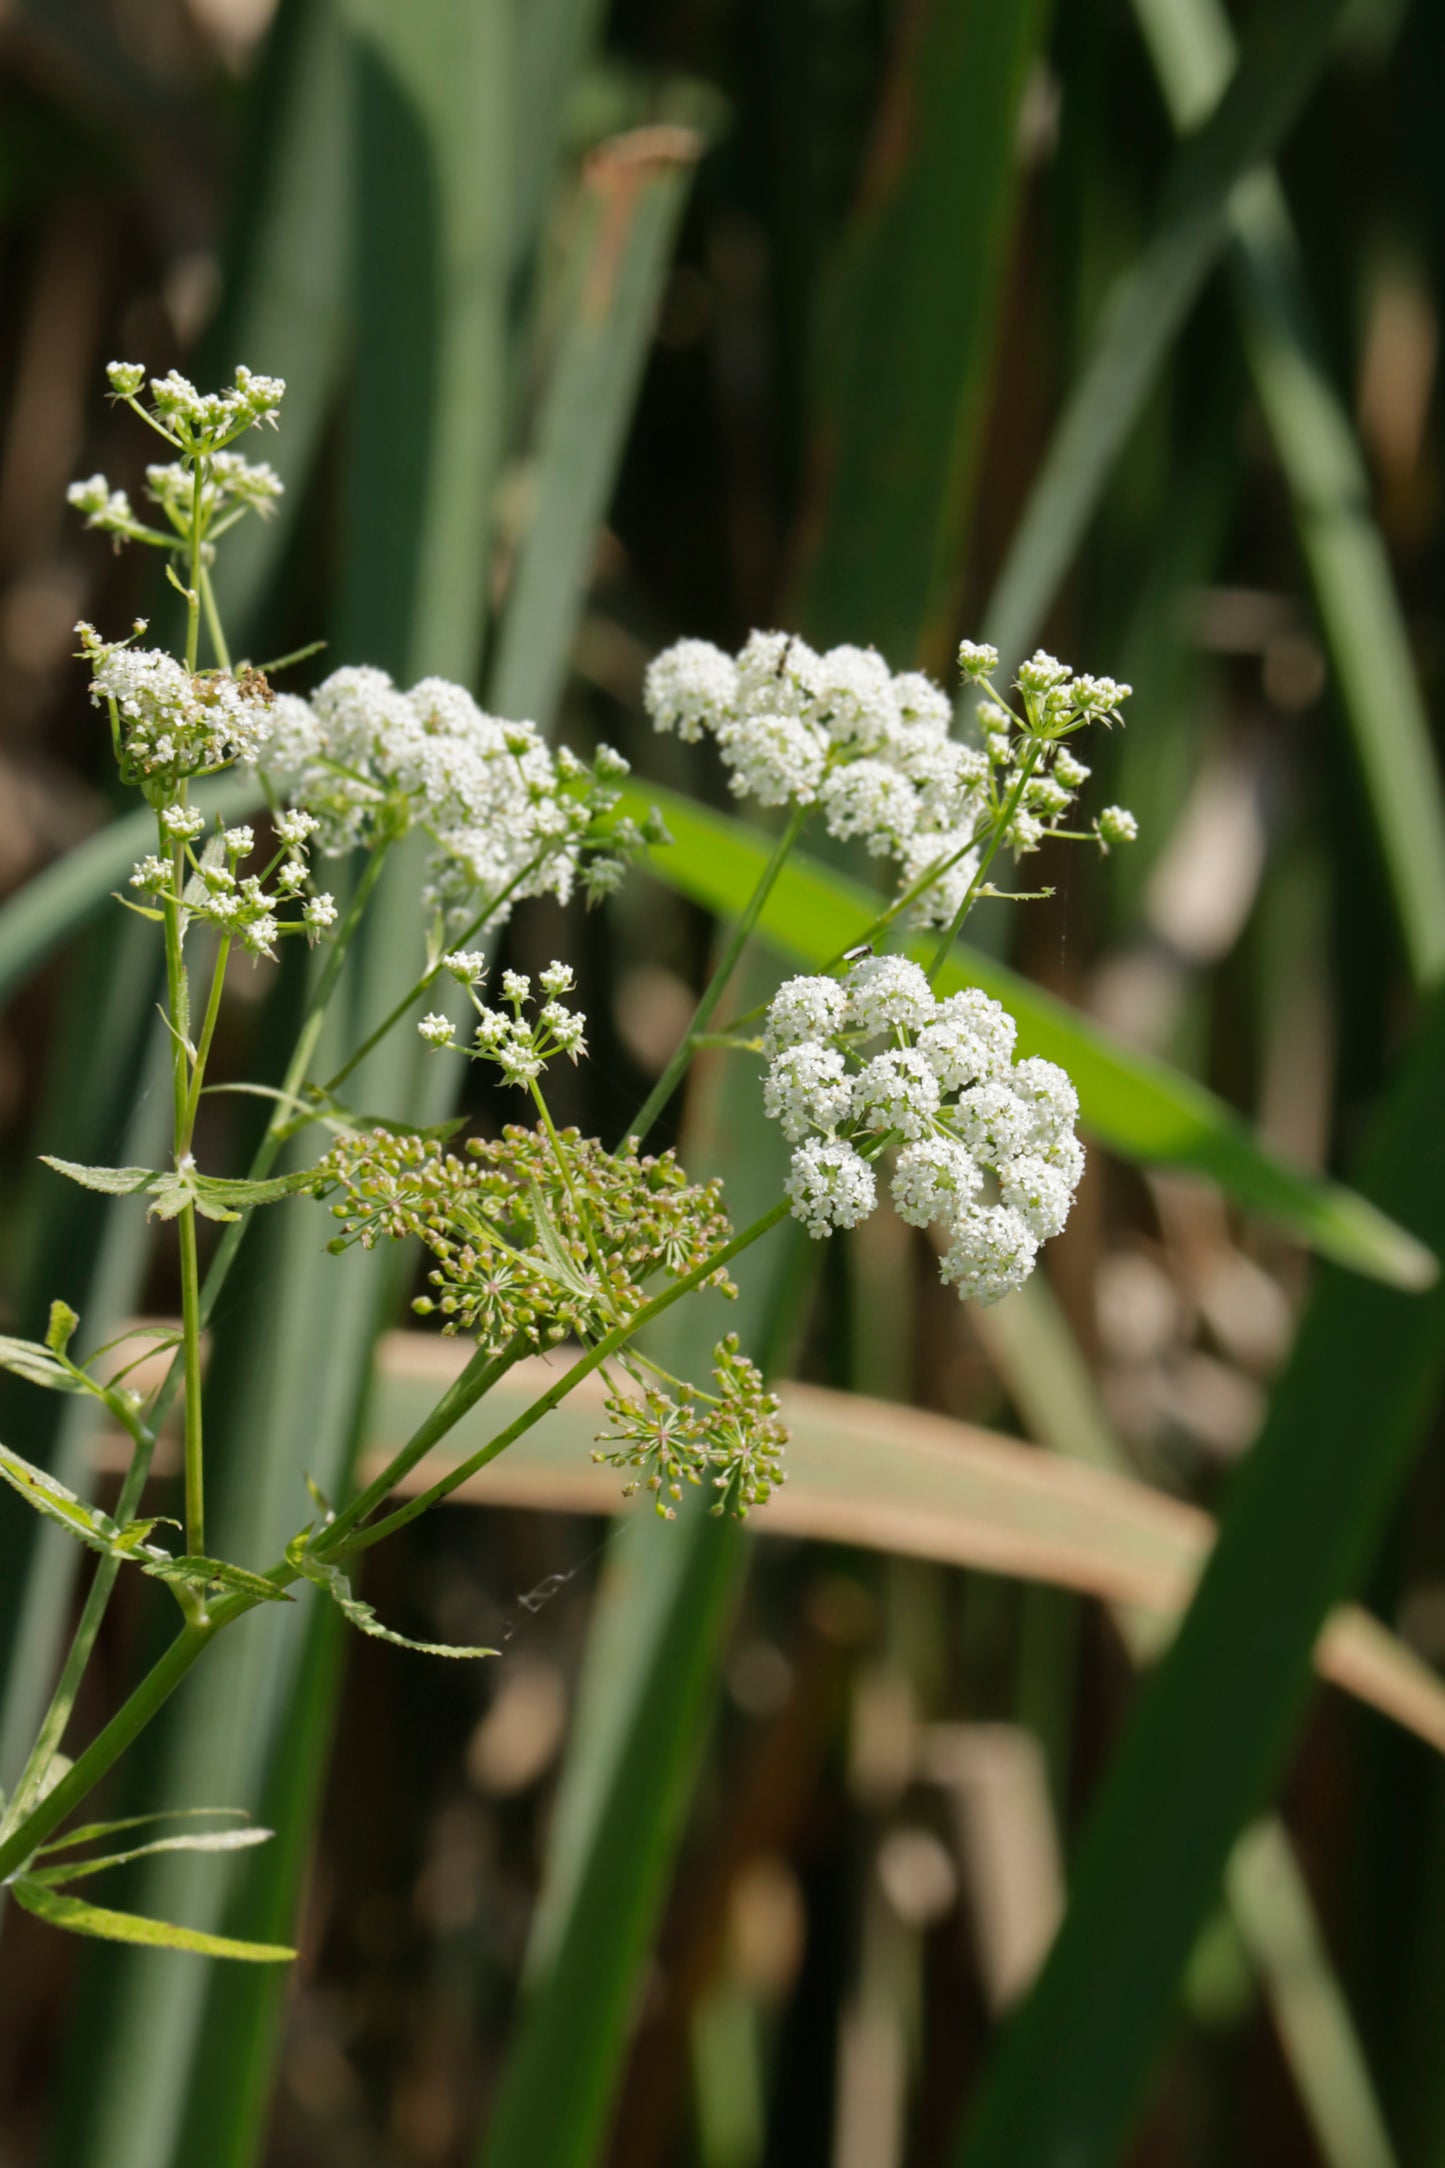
[490, 125, 703, 725]
[1130, 0, 1445, 986]
[795, 0, 1049, 667]
[983, 0, 1349, 678]
[974, 1280, 1400, 2168]
[950, 986, 1445, 2168]
[356, 1334, 1445, 1763]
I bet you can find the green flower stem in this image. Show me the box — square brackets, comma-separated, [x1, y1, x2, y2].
[183, 933, 232, 1144]
[327, 1196, 795, 1559]
[5, 838, 396, 1823]
[0, 1620, 219, 1885]
[178, 1203, 206, 1559]
[721, 814, 999, 1041]
[0, 1411, 158, 1841]
[312, 1332, 534, 1554]
[925, 738, 1042, 984]
[322, 852, 548, 1099]
[200, 566, 231, 673]
[530, 1080, 615, 1303]
[626, 803, 808, 1144]
[157, 799, 207, 1562]
[145, 835, 395, 1444]
[185, 459, 204, 673]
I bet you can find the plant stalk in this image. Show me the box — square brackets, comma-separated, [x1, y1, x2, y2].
[626, 804, 807, 1144]
[926, 739, 1042, 982]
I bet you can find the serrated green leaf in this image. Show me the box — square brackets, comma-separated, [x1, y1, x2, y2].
[0, 1336, 85, 1394]
[27, 1825, 273, 1888]
[143, 1168, 214, 1222]
[9, 1876, 294, 1962]
[192, 1168, 324, 1210]
[141, 1555, 292, 1605]
[288, 1542, 492, 1658]
[0, 1443, 136, 1558]
[39, 1155, 153, 1197]
[620, 782, 1438, 1293]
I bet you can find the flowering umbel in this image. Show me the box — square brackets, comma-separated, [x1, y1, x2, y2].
[644, 630, 1137, 931]
[762, 956, 1084, 1305]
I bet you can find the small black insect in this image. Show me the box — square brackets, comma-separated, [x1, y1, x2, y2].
[842, 943, 874, 965]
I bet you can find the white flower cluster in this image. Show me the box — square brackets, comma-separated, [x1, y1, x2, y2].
[68, 454, 284, 550]
[253, 665, 648, 933]
[644, 631, 1136, 933]
[761, 956, 1084, 1305]
[106, 360, 285, 447]
[129, 812, 336, 960]
[145, 451, 284, 525]
[419, 960, 588, 1087]
[78, 622, 273, 787]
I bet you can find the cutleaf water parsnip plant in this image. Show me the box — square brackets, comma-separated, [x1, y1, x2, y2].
[0, 364, 1136, 1962]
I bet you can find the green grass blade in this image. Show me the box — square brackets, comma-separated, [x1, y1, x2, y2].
[950, 986, 1445, 2168]
[336, 0, 510, 679]
[1131, 0, 1445, 986]
[623, 781, 1435, 1288]
[205, 0, 352, 654]
[489, 125, 703, 726]
[49, 6, 514, 2161]
[795, 0, 1049, 665]
[983, 0, 1349, 678]
[974, 1280, 1401, 2168]
[478, 968, 794, 2168]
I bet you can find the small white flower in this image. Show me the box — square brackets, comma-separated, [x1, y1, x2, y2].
[952, 1077, 1033, 1166]
[716, 712, 826, 806]
[819, 759, 919, 855]
[540, 1002, 588, 1060]
[501, 970, 531, 1004]
[785, 1137, 878, 1238]
[763, 974, 848, 1055]
[540, 961, 575, 995]
[304, 893, 338, 933]
[811, 644, 899, 754]
[1000, 1155, 1075, 1242]
[844, 954, 934, 1039]
[643, 638, 739, 743]
[129, 854, 170, 892]
[957, 639, 1000, 681]
[1053, 748, 1090, 788]
[1096, 804, 1138, 848]
[735, 630, 822, 721]
[223, 825, 255, 857]
[763, 1043, 852, 1142]
[1017, 650, 1071, 695]
[418, 1012, 454, 1047]
[1011, 1056, 1079, 1146]
[273, 857, 307, 894]
[917, 989, 1017, 1091]
[276, 807, 319, 847]
[891, 1136, 983, 1228]
[893, 671, 953, 735]
[160, 803, 205, 840]
[939, 1203, 1038, 1306]
[442, 949, 488, 983]
[849, 1048, 941, 1140]
[241, 911, 279, 958]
